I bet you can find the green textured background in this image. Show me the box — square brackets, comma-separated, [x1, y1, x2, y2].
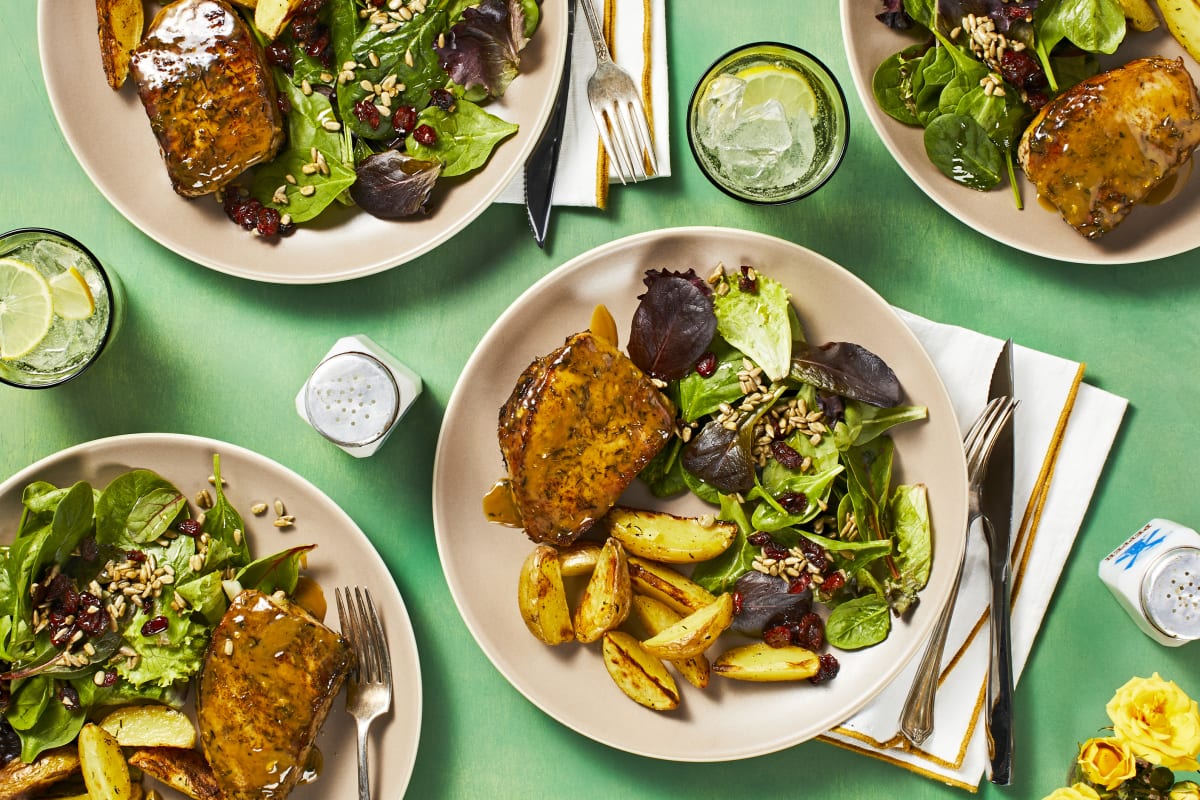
[3, 2, 1199, 797]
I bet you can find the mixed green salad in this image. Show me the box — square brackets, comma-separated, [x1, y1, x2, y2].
[627, 265, 932, 653]
[873, 0, 1128, 201]
[0, 456, 310, 764]
[228, 0, 540, 233]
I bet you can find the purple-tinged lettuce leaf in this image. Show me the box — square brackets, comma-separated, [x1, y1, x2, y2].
[789, 342, 903, 408]
[350, 150, 442, 219]
[435, 0, 529, 100]
[627, 269, 717, 381]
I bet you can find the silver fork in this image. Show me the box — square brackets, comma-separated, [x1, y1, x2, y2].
[897, 396, 1018, 746]
[336, 587, 392, 800]
[578, 0, 657, 183]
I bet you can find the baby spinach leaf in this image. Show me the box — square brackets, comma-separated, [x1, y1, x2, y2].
[923, 112, 1003, 190]
[713, 269, 793, 382]
[691, 495, 758, 594]
[910, 45, 957, 124]
[96, 470, 186, 547]
[49, 482, 94, 566]
[407, 99, 519, 176]
[236, 544, 317, 596]
[789, 342, 903, 408]
[751, 464, 844, 530]
[677, 337, 746, 422]
[200, 456, 250, 571]
[873, 47, 923, 125]
[637, 439, 689, 499]
[835, 401, 929, 448]
[825, 594, 892, 650]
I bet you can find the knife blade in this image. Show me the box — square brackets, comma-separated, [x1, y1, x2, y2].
[524, 0, 576, 248]
[983, 338, 1016, 785]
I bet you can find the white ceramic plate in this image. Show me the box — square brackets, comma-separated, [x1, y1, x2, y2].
[0, 433, 422, 798]
[432, 227, 968, 761]
[37, 1, 567, 283]
[841, 2, 1200, 263]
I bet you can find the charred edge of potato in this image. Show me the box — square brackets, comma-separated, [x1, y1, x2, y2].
[631, 594, 711, 689]
[517, 544, 575, 645]
[129, 746, 225, 800]
[601, 631, 681, 711]
[712, 642, 821, 682]
[626, 556, 715, 616]
[0, 745, 82, 800]
[95, 0, 144, 90]
[640, 592, 734, 661]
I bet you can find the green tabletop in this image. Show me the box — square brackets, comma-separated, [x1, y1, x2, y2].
[3, 2, 1198, 798]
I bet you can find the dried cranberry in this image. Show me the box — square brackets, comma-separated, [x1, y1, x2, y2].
[738, 265, 758, 293]
[770, 440, 804, 470]
[257, 207, 282, 237]
[798, 539, 828, 571]
[223, 186, 249, 222]
[1027, 91, 1049, 113]
[747, 532, 772, 547]
[809, 653, 840, 685]
[354, 99, 382, 129]
[290, 14, 318, 42]
[265, 41, 292, 71]
[304, 28, 331, 60]
[821, 571, 846, 593]
[141, 616, 169, 637]
[792, 612, 825, 650]
[177, 519, 202, 538]
[787, 573, 812, 594]
[279, 217, 297, 237]
[778, 492, 808, 514]
[296, 0, 327, 13]
[277, 93, 292, 116]
[694, 351, 718, 377]
[234, 198, 263, 230]
[999, 49, 1047, 93]
[392, 105, 419, 136]
[763, 624, 793, 649]
[429, 88, 455, 111]
[58, 685, 81, 711]
[99, 670, 118, 688]
[126, 549, 147, 562]
[413, 124, 437, 146]
[76, 593, 109, 635]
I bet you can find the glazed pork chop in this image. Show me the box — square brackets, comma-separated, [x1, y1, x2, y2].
[1017, 57, 1200, 238]
[130, 0, 285, 197]
[498, 331, 675, 546]
[197, 589, 354, 800]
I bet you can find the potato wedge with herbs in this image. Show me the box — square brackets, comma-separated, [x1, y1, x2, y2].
[641, 592, 734, 660]
[129, 746, 224, 800]
[98, 704, 197, 749]
[1121, 0, 1161, 29]
[558, 542, 603, 577]
[631, 595, 711, 688]
[95, 0, 144, 90]
[1158, 0, 1200, 61]
[79, 722, 134, 799]
[573, 538, 631, 643]
[627, 556, 716, 615]
[600, 506, 737, 563]
[255, 0, 307, 38]
[517, 544, 575, 645]
[712, 642, 820, 682]
[601, 631, 680, 711]
[0, 744, 81, 800]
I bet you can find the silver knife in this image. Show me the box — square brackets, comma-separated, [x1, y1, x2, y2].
[524, 0, 576, 248]
[983, 338, 1016, 785]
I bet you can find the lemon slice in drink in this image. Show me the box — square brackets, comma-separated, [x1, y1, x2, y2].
[49, 266, 96, 320]
[736, 62, 818, 118]
[0, 257, 54, 359]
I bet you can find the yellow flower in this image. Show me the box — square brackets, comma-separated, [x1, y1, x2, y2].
[1172, 781, 1200, 800]
[1042, 783, 1102, 800]
[1107, 673, 1200, 771]
[1077, 736, 1137, 790]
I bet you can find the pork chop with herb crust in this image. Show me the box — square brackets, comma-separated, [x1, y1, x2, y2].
[498, 331, 675, 546]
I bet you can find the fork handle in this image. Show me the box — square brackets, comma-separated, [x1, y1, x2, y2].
[898, 539, 968, 745]
[578, 0, 613, 64]
[356, 718, 372, 800]
[984, 515, 1015, 785]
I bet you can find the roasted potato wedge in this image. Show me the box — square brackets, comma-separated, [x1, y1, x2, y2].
[601, 631, 680, 711]
[627, 556, 716, 615]
[0, 744, 81, 800]
[129, 746, 224, 800]
[517, 544, 575, 645]
[1121, 0, 1161, 29]
[1158, 0, 1200, 61]
[712, 642, 820, 682]
[641, 592, 734, 660]
[229, 0, 258, 7]
[95, 0, 144, 90]
[255, 0, 308, 38]
[601, 506, 737, 563]
[79, 722, 134, 799]
[631, 594, 711, 688]
[98, 704, 197, 749]
[557, 542, 603, 576]
[573, 538, 631, 643]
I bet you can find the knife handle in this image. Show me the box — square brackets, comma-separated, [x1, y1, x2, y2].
[983, 514, 1015, 785]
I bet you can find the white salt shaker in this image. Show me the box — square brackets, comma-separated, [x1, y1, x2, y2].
[1098, 519, 1200, 647]
[295, 335, 422, 457]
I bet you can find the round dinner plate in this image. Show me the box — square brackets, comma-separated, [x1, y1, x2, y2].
[432, 227, 969, 761]
[37, 1, 568, 283]
[841, 2, 1200, 264]
[0, 433, 422, 798]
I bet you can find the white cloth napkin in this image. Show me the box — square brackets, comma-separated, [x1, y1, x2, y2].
[819, 310, 1128, 790]
[497, 0, 671, 208]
